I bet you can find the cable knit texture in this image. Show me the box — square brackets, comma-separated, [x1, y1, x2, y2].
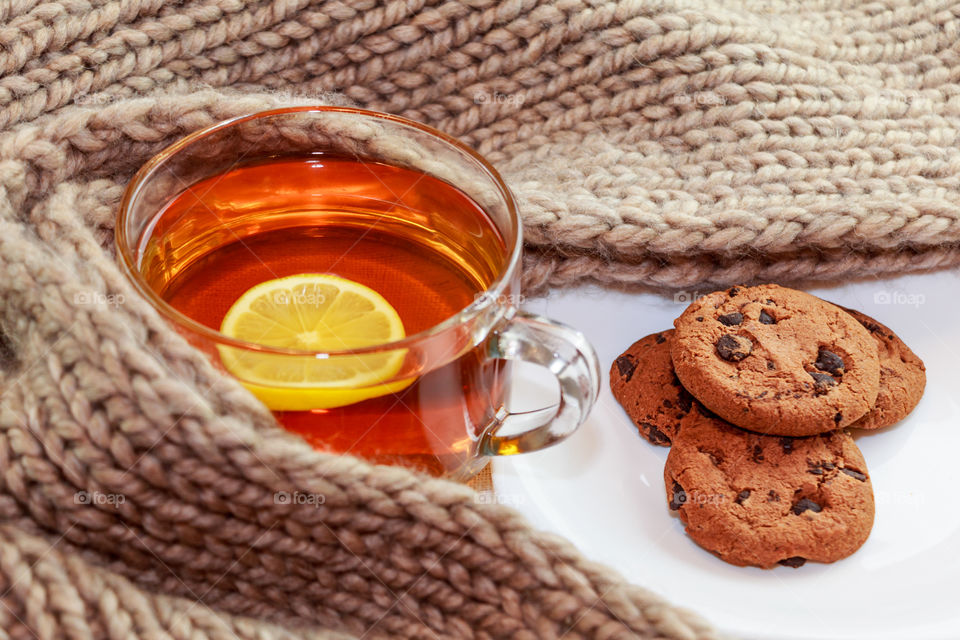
[0, 0, 956, 637]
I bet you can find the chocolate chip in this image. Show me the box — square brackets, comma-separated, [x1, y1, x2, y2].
[834, 411, 843, 425]
[767, 360, 776, 370]
[614, 354, 637, 381]
[792, 498, 822, 515]
[759, 309, 776, 324]
[841, 468, 867, 482]
[669, 481, 687, 510]
[809, 372, 836, 394]
[767, 490, 780, 502]
[807, 460, 838, 475]
[695, 402, 719, 420]
[655, 333, 667, 344]
[779, 556, 807, 568]
[716, 334, 753, 361]
[696, 316, 704, 322]
[639, 422, 671, 446]
[662, 399, 673, 409]
[815, 348, 845, 375]
[735, 489, 751, 505]
[718, 312, 744, 326]
[780, 438, 794, 454]
[728, 287, 741, 296]
[751, 444, 764, 463]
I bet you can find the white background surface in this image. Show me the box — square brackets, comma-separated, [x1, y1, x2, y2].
[493, 271, 960, 640]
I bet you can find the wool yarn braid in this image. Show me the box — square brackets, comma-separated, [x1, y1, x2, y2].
[0, 0, 957, 637]
[0, 524, 357, 640]
[4, 0, 960, 290]
[0, 89, 719, 638]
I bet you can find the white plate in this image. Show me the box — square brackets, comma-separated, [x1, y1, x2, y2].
[494, 271, 960, 640]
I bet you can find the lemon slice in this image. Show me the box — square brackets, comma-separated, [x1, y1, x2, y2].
[218, 273, 411, 411]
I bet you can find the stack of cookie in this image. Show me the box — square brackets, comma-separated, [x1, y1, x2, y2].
[611, 284, 926, 569]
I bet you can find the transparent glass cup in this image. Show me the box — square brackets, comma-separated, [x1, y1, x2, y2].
[117, 106, 601, 481]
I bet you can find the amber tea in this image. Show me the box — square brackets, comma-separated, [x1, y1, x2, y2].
[139, 155, 509, 477]
[120, 107, 600, 482]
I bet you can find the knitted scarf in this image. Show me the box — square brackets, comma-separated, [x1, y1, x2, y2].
[2, 0, 957, 637]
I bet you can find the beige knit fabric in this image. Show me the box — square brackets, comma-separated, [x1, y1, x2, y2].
[0, 0, 956, 637]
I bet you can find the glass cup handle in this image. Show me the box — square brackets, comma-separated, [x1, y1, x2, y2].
[479, 311, 601, 456]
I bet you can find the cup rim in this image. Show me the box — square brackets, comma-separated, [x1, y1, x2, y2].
[116, 105, 522, 356]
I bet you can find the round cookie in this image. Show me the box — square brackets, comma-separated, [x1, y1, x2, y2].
[664, 412, 875, 568]
[671, 285, 880, 436]
[840, 308, 926, 430]
[610, 330, 695, 446]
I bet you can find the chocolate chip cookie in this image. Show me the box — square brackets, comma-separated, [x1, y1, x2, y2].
[840, 308, 926, 430]
[671, 285, 880, 436]
[664, 412, 875, 568]
[610, 330, 695, 446]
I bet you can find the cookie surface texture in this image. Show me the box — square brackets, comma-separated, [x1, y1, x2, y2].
[664, 413, 875, 568]
[610, 330, 693, 446]
[672, 285, 880, 436]
[841, 308, 926, 430]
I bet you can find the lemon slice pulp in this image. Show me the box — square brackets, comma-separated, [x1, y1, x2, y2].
[218, 273, 411, 410]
